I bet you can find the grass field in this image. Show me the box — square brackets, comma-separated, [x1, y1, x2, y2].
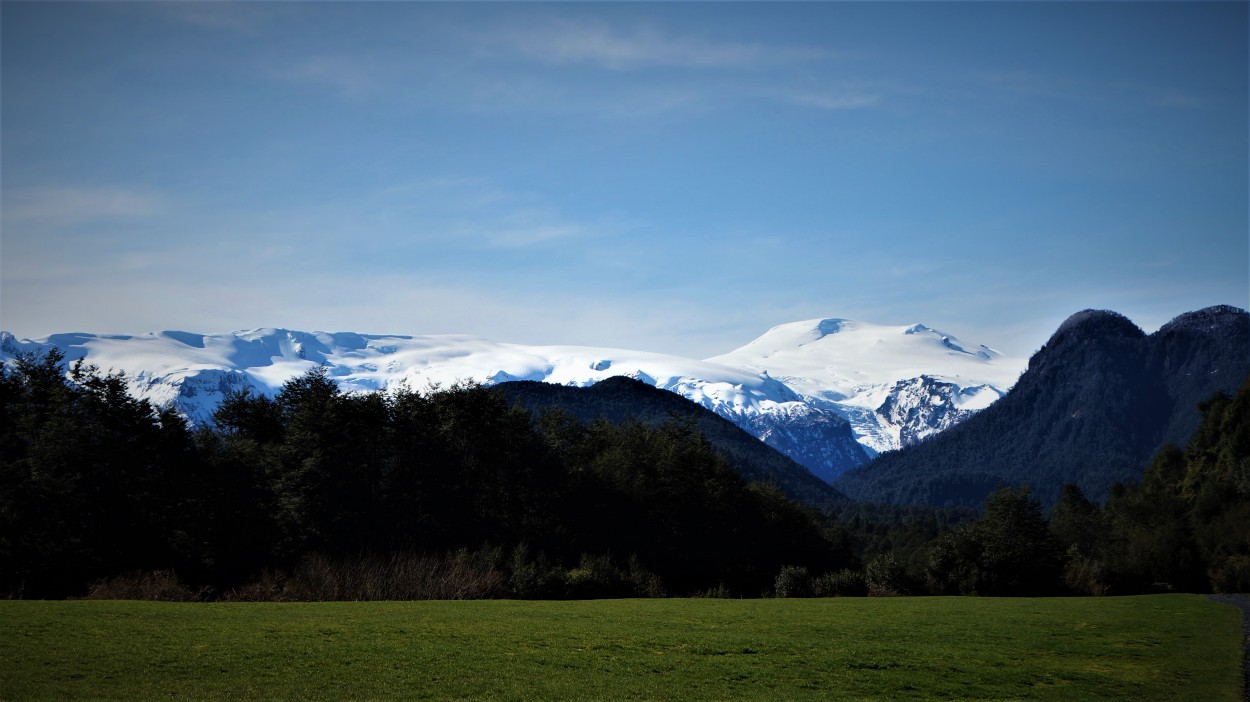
[1, 595, 1242, 701]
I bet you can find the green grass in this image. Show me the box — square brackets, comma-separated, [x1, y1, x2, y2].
[1, 595, 1242, 701]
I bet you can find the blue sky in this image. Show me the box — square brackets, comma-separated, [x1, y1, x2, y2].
[2, 2, 1246, 359]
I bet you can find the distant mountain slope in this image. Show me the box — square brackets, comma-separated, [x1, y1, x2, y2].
[494, 376, 846, 507]
[833, 306, 1250, 508]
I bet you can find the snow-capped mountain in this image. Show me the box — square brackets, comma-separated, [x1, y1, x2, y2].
[707, 318, 1025, 455]
[0, 317, 1023, 484]
[0, 328, 866, 482]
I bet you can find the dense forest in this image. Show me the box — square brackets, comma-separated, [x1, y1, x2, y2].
[0, 351, 846, 599]
[849, 371, 1250, 597]
[2, 350, 1247, 600]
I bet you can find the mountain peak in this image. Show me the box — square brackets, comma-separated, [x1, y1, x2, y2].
[1050, 309, 1144, 343]
[1156, 305, 1248, 336]
[707, 316, 1026, 439]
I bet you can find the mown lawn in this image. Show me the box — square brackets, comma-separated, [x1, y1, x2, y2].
[0, 595, 1241, 701]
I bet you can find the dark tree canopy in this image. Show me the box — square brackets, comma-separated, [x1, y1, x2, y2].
[3, 351, 1245, 600]
[0, 355, 851, 599]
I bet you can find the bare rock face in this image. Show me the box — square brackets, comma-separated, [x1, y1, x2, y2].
[876, 376, 1004, 447]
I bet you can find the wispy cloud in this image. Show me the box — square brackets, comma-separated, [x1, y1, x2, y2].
[441, 68, 710, 119]
[970, 69, 1075, 100]
[2, 186, 170, 229]
[148, 2, 270, 32]
[968, 69, 1214, 112]
[272, 56, 390, 99]
[785, 90, 881, 111]
[493, 20, 830, 72]
[1152, 90, 1208, 110]
[224, 177, 604, 255]
[264, 18, 857, 118]
[485, 221, 585, 249]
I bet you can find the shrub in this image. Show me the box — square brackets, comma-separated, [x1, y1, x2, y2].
[774, 565, 814, 598]
[865, 553, 908, 597]
[814, 569, 867, 597]
[283, 550, 507, 601]
[561, 552, 666, 599]
[508, 544, 568, 599]
[221, 570, 292, 602]
[695, 583, 731, 599]
[1210, 554, 1250, 594]
[1062, 545, 1109, 596]
[84, 571, 203, 602]
[564, 553, 626, 599]
[627, 555, 666, 598]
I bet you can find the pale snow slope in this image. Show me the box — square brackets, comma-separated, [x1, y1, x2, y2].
[707, 318, 1026, 453]
[0, 328, 810, 428]
[0, 317, 1021, 481]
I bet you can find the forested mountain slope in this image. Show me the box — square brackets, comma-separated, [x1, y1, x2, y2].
[495, 376, 846, 507]
[834, 306, 1249, 508]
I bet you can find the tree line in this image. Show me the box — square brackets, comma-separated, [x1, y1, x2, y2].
[2, 350, 1246, 600]
[0, 351, 845, 599]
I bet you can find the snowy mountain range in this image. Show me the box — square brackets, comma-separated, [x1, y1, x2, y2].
[0, 318, 1024, 483]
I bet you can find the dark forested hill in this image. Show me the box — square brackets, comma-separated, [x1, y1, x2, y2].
[494, 376, 846, 507]
[1, 354, 850, 598]
[833, 306, 1249, 508]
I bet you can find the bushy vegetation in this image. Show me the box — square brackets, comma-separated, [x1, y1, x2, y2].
[0, 351, 848, 599]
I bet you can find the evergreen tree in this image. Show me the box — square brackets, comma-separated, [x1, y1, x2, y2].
[924, 486, 1061, 596]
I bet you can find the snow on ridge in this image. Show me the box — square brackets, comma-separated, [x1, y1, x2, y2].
[1, 317, 1025, 478]
[707, 317, 1023, 394]
[0, 328, 803, 421]
[706, 317, 1025, 455]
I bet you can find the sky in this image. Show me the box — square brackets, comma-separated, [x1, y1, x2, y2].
[2, 1, 1246, 360]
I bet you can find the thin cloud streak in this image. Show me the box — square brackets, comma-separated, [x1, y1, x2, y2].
[785, 90, 881, 111]
[488, 20, 832, 72]
[148, 2, 271, 33]
[2, 187, 171, 228]
[363, 179, 605, 252]
[259, 18, 865, 118]
[272, 56, 392, 99]
[967, 69, 1218, 112]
